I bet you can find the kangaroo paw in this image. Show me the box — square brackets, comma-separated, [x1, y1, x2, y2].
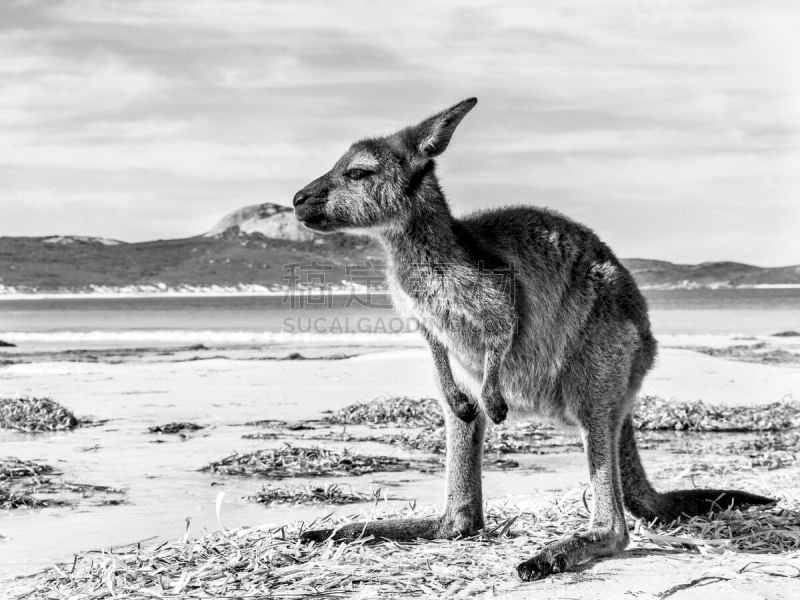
[447, 391, 478, 423]
[517, 551, 568, 581]
[517, 528, 628, 581]
[482, 391, 508, 424]
[299, 528, 335, 543]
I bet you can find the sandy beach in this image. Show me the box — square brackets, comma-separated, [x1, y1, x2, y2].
[2, 331, 800, 598]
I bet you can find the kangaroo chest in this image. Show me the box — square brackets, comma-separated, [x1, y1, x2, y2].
[387, 270, 485, 370]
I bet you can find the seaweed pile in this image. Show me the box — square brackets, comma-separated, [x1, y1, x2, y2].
[0, 458, 57, 509]
[147, 422, 204, 434]
[326, 395, 444, 428]
[0, 397, 87, 432]
[0, 457, 124, 510]
[246, 482, 377, 506]
[633, 395, 800, 432]
[690, 342, 800, 365]
[203, 445, 435, 479]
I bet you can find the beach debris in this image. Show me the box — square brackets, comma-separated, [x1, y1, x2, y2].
[241, 431, 279, 440]
[203, 444, 435, 478]
[689, 342, 800, 365]
[326, 395, 444, 427]
[731, 431, 800, 453]
[147, 421, 204, 434]
[0, 339, 16, 347]
[244, 419, 316, 430]
[634, 395, 800, 432]
[246, 482, 377, 505]
[312, 424, 582, 456]
[0, 396, 87, 432]
[641, 504, 800, 553]
[1, 457, 124, 510]
[0, 457, 54, 481]
[13, 488, 799, 599]
[727, 432, 800, 470]
[486, 457, 521, 470]
[330, 395, 800, 434]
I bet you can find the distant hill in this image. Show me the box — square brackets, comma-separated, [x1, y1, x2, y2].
[624, 259, 800, 289]
[0, 203, 798, 294]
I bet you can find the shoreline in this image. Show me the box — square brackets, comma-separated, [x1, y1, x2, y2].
[2, 283, 800, 301]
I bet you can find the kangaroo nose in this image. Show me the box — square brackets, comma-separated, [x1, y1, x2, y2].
[293, 190, 310, 207]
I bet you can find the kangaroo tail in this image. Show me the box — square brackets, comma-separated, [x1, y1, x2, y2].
[619, 416, 775, 522]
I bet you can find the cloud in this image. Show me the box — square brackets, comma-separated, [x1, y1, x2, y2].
[0, 0, 798, 265]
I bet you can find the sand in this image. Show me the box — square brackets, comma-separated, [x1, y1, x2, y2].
[1, 334, 799, 598]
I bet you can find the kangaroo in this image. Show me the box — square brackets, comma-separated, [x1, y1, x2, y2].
[292, 98, 773, 580]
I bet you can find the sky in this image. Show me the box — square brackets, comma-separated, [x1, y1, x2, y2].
[1, 0, 798, 265]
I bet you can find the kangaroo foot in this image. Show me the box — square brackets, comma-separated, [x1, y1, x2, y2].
[516, 527, 629, 581]
[301, 514, 480, 544]
[481, 389, 508, 424]
[446, 391, 478, 423]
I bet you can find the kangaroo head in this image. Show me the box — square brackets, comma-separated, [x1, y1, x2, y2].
[293, 97, 477, 233]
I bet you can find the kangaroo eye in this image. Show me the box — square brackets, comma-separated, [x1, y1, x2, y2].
[344, 168, 373, 181]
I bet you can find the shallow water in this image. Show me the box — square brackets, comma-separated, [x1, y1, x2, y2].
[1, 288, 799, 344]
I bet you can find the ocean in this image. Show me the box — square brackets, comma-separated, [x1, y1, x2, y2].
[1, 288, 799, 346]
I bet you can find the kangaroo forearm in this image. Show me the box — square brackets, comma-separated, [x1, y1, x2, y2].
[482, 329, 513, 391]
[422, 328, 459, 394]
[482, 345, 504, 390]
[480, 334, 512, 424]
[422, 326, 478, 422]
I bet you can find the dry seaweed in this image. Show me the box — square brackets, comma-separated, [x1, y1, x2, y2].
[642, 504, 800, 553]
[313, 424, 581, 456]
[11, 490, 799, 600]
[0, 397, 87, 432]
[0, 487, 68, 509]
[731, 431, 800, 453]
[634, 395, 800, 432]
[148, 422, 205, 434]
[244, 419, 317, 431]
[0, 457, 54, 481]
[690, 342, 800, 365]
[246, 483, 377, 506]
[325, 396, 444, 428]
[241, 431, 280, 440]
[328, 395, 800, 434]
[203, 445, 436, 479]
[1, 457, 125, 510]
[0, 458, 58, 509]
[724, 432, 800, 470]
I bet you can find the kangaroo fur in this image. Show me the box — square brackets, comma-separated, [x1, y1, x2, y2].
[292, 97, 774, 581]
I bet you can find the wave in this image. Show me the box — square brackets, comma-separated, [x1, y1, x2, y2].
[0, 329, 421, 346]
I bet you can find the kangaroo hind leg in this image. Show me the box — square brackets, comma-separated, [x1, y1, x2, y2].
[518, 392, 630, 580]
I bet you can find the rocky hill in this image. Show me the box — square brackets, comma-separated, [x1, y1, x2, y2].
[0, 203, 797, 294]
[205, 203, 316, 242]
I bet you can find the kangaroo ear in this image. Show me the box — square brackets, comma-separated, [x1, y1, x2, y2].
[393, 98, 477, 161]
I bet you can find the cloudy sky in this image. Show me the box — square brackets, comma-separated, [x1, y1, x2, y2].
[1, 1, 798, 265]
